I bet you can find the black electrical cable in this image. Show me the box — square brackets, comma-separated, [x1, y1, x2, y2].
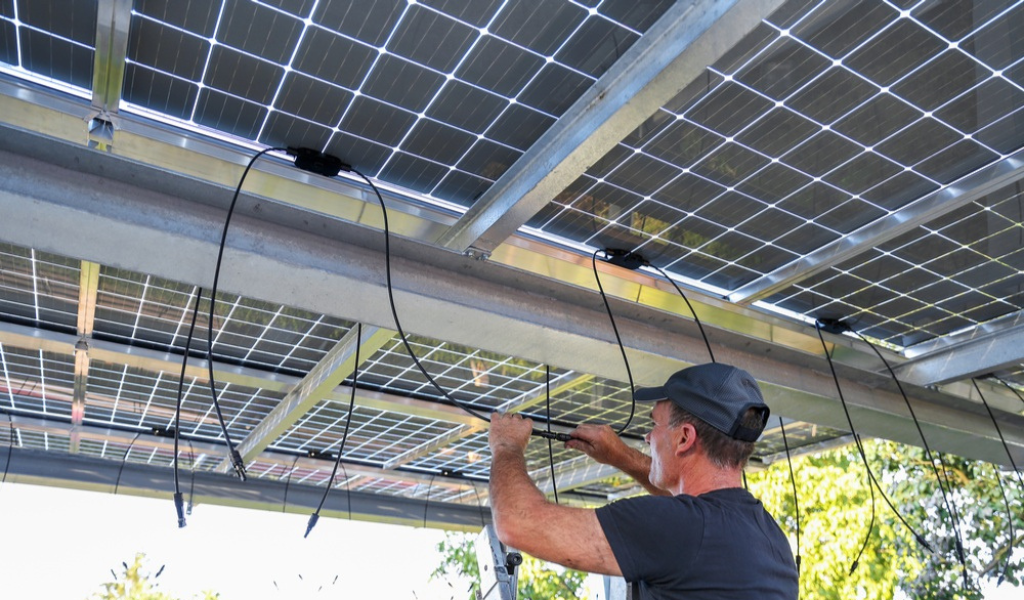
[339, 461, 352, 521]
[814, 324, 934, 555]
[850, 330, 965, 570]
[173, 285, 203, 527]
[778, 417, 801, 574]
[932, 447, 970, 589]
[472, 482, 487, 528]
[971, 378, 1021, 583]
[282, 454, 300, 514]
[306, 323, 362, 538]
[347, 168, 569, 443]
[990, 376, 1024, 491]
[742, 470, 748, 491]
[114, 431, 142, 496]
[993, 375, 1024, 413]
[591, 250, 637, 435]
[648, 264, 715, 364]
[546, 365, 559, 505]
[989, 464, 1015, 586]
[850, 433, 877, 576]
[2, 420, 13, 488]
[349, 169, 487, 423]
[203, 147, 289, 481]
[186, 439, 196, 516]
[423, 473, 437, 528]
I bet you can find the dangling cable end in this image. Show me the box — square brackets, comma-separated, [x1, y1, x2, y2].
[304, 512, 320, 538]
[229, 449, 247, 481]
[173, 492, 187, 528]
[848, 560, 858, 576]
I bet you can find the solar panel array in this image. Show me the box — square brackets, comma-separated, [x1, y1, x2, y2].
[0, 240, 849, 504]
[529, 0, 1024, 307]
[1, 0, 1023, 517]
[108, 0, 672, 208]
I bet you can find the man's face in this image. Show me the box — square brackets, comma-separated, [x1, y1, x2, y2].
[644, 401, 680, 491]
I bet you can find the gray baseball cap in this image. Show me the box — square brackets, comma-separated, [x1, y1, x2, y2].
[634, 363, 770, 442]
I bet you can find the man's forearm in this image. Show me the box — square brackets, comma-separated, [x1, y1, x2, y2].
[489, 443, 548, 547]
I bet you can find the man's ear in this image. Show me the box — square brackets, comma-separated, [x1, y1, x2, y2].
[675, 422, 697, 456]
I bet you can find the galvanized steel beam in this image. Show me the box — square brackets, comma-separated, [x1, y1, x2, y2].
[91, 0, 132, 115]
[3, 446, 485, 530]
[217, 326, 394, 471]
[70, 261, 100, 453]
[895, 311, 1024, 389]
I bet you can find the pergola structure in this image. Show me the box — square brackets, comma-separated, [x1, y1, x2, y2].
[1, 0, 1023, 529]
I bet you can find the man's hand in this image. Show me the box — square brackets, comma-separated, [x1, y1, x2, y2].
[566, 424, 669, 497]
[565, 424, 636, 468]
[489, 412, 534, 454]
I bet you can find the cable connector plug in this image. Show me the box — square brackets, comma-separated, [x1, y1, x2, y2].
[304, 512, 320, 538]
[601, 248, 647, 270]
[815, 317, 851, 335]
[532, 429, 572, 442]
[229, 449, 247, 481]
[288, 147, 351, 177]
[173, 492, 187, 528]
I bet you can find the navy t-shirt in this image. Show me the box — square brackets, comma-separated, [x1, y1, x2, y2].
[596, 488, 798, 599]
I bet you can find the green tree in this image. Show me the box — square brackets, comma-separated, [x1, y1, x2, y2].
[433, 532, 586, 599]
[747, 439, 1023, 600]
[89, 553, 219, 600]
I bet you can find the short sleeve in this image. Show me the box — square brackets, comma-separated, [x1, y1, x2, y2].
[596, 495, 704, 585]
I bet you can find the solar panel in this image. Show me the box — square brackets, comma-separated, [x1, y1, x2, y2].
[88, 0, 676, 208]
[768, 178, 1024, 346]
[523, 0, 1023, 345]
[0, 243, 80, 331]
[357, 334, 575, 410]
[93, 268, 354, 374]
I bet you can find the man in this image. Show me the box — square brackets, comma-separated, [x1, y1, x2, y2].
[488, 362, 799, 599]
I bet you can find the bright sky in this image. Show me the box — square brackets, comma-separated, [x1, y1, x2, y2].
[0, 482, 472, 600]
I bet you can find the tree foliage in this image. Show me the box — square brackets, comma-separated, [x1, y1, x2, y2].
[747, 439, 1023, 600]
[89, 553, 219, 600]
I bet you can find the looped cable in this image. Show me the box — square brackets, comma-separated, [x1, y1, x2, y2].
[591, 250, 636, 435]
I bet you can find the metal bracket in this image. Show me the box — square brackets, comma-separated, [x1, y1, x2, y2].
[475, 524, 521, 600]
[88, 116, 116, 152]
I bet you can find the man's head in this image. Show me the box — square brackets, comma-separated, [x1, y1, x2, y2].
[635, 363, 770, 470]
